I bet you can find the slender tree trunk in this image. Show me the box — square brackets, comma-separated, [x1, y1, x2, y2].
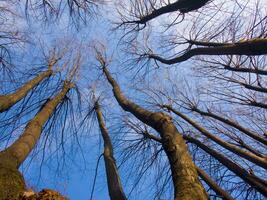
[191, 107, 267, 146]
[164, 105, 267, 168]
[0, 81, 72, 199]
[196, 166, 234, 200]
[94, 101, 127, 200]
[0, 69, 53, 113]
[102, 65, 208, 200]
[184, 135, 267, 197]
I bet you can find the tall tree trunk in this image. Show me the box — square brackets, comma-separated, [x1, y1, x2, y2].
[101, 65, 208, 200]
[0, 69, 53, 113]
[184, 135, 267, 197]
[0, 81, 72, 200]
[164, 105, 267, 168]
[94, 101, 127, 200]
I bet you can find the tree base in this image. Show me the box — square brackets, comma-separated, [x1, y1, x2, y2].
[22, 189, 68, 200]
[0, 164, 26, 200]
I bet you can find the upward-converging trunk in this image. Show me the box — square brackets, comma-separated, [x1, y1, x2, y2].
[102, 65, 208, 200]
[0, 69, 53, 113]
[141, 131, 234, 200]
[94, 101, 127, 200]
[184, 135, 267, 197]
[196, 167, 234, 200]
[191, 107, 267, 146]
[164, 105, 267, 169]
[0, 81, 72, 200]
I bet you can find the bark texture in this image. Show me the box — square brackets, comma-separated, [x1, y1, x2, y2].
[94, 101, 127, 200]
[102, 66, 208, 200]
[0, 70, 53, 113]
[0, 161, 26, 200]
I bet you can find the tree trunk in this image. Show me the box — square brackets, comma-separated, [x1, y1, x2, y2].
[0, 69, 53, 113]
[94, 101, 127, 200]
[184, 135, 267, 197]
[196, 166, 234, 200]
[138, 130, 234, 199]
[191, 107, 267, 146]
[165, 105, 267, 168]
[0, 81, 72, 199]
[102, 65, 208, 200]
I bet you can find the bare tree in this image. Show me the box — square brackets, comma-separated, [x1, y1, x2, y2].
[0, 37, 84, 199]
[94, 98, 127, 200]
[120, 115, 235, 200]
[117, 0, 211, 28]
[0, 1, 26, 71]
[0, 60, 56, 113]
[0, 80, 73, 199]
[1, 0, 267, 199]
[23, 0, 103, 24]
[96, 51, 208, 200]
